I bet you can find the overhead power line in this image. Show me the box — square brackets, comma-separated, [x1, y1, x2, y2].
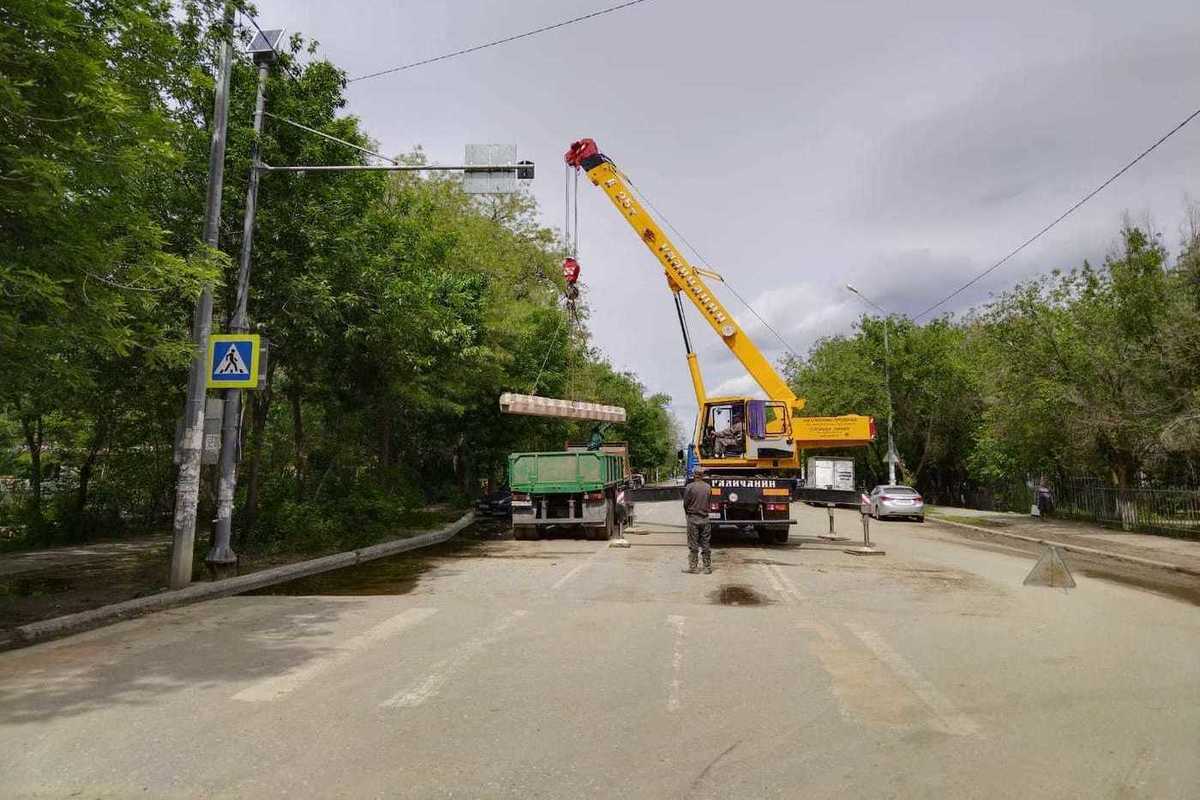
[913, 103, 1200, 321]
[263, 112, 398, 164]
[348, 0, 656, 83]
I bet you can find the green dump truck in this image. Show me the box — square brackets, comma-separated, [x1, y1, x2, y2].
[508, 443, 639, 540]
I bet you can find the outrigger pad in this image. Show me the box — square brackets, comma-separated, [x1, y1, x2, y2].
[499, 393, 627, 423]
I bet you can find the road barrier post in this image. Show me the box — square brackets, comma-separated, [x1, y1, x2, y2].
[844, 507, 885, 556]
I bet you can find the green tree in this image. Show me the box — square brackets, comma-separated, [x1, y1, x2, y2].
[0, 0, 223, 535]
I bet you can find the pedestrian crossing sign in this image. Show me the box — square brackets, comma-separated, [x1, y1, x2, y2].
[207, 334, 261, 389]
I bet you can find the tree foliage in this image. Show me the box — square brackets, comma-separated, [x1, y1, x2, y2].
[786, 220, 1200, 508]
[0, 1, 676, 548]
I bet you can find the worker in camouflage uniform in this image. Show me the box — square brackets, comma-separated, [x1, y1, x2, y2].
[682, 466, 713, 574]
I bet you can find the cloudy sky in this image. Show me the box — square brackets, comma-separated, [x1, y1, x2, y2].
[250, 0, 1199, 431]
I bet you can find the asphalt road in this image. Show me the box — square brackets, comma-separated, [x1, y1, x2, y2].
[1, 503, 1197, 799]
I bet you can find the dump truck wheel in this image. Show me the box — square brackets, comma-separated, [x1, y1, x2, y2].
[598, 502, 614, 541]
[514, 525, 538, 540]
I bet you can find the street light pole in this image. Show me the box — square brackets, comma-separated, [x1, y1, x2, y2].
[170, 5, 235, 590]
[846, 285, 897, 485]
[209, 48, 275, 575]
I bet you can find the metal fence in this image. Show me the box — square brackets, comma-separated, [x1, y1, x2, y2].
[1052, 480, 1200, 539]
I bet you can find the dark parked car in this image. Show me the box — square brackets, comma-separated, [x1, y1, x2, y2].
[475, 487, 512, 518]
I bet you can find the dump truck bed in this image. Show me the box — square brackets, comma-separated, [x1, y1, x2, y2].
[508, 451, 626, 493]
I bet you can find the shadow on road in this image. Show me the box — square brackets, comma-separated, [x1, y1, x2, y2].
[0, 597, 367, 724]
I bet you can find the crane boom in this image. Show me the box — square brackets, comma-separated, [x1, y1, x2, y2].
[565, 139, 800, 407]
[566, 137, 874, 473]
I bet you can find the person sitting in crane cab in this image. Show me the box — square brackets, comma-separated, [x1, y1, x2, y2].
[714, 411, 745, 456]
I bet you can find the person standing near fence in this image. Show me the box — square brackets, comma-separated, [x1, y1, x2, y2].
[1036, 478, 1055, 518]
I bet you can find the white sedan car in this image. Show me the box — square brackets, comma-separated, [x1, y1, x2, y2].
[866, 485, 925, 522]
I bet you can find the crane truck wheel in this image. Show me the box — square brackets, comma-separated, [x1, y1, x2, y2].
[514, 525, 539, 540]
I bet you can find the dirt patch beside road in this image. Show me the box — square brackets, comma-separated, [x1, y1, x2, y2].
[930, 520, 1200, 607]
[0, 512, 484, 649]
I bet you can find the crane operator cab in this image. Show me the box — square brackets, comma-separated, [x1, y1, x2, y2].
[700, 399, 794, 461]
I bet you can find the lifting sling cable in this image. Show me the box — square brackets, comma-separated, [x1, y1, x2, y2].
[505, 163, 626, 423]
[619, 169, 800, 359]
[499, 152, 630, 423]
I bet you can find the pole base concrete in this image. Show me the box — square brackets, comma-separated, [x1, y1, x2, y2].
[843, 546, 886, 556]
[819, 534, 851, 542]
[609, 538, 631, 548]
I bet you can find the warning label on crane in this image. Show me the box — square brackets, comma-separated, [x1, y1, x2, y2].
[793, 415, 875, 447]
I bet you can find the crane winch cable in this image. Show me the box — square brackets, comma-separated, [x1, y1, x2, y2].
[618, 172, 802, 359]
[528, 307, 567, 396]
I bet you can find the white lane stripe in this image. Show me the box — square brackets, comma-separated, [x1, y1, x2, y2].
[844, 621, 980, 736]
[667, 614, 686, 712]
[234, 607, 437, 702]
[548, 547, 606, 593]
[382, 610, 528, 708]
[768, 563, 806, 603]
[760, 563, 792, 604]
[551, 561, 590, 592]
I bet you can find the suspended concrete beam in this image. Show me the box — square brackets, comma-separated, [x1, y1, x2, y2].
[499, 393, 626, 423]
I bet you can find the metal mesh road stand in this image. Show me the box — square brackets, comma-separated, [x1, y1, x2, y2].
[1023, 545, 1076, 588]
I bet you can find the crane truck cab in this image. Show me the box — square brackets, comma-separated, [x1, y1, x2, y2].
[700, 398, 794, 462]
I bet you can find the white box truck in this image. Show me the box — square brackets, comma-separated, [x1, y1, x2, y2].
[797, 457, 857, 506]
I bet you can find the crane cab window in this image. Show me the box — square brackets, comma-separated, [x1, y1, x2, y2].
[764, 402, 790, 437]
[703, 402, 745, 458]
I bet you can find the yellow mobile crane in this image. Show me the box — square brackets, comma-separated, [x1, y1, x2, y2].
[565, 138, 874, 542]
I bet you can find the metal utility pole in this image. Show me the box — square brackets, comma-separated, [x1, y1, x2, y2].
[209, 35, 279, 575]
[170, 5, 235, 590]
[846, 285, 897, 485]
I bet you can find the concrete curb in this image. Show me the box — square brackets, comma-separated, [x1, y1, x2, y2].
[13, 512, 475, 646]
[930, 516, 1200, 578]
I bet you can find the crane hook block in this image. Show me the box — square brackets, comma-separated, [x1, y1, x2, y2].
[562, 258, 580, 284]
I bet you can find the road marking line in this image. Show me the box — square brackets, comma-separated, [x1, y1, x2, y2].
[760, 563, 791, 603]
[382, 609, 528, 709]
[667, 614, 686, 712]
[551, 561, 591, 591]
[548, 547, 606, 593]
[843, 621, 980, 736]
[233, 607, 437, 702]
[766, 563, 806, 603]
[797, 620, 931, 730]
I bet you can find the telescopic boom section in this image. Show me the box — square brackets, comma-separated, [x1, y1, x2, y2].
[565, 139, 800, 408]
